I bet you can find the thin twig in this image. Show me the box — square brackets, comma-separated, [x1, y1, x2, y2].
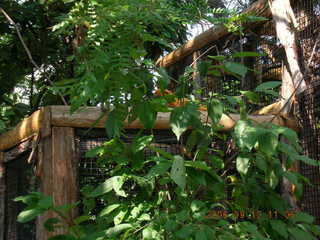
[0, 7, 68, 105]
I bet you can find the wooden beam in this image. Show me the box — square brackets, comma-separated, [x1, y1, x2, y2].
[0, 152, 4, 240]
[156, 0, 271, 68]
[51, 105, 298, 131]
[37, 128, 78, 239]
[0, 107, 51, 152]
[3, 138, 33, 163]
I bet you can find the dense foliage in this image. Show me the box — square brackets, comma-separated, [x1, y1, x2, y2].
[2, 0, 320, 239]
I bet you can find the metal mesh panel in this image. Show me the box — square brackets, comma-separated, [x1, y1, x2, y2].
[4, 153, 37, 240]
[297, 81, 320, 225]
[166, 0, 320, 108]
[76, 129, 183, 213]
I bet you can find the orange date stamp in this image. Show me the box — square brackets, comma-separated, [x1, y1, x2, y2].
[205, 209, 296, 220]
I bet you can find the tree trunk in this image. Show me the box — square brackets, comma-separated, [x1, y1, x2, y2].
[269, 0, 307, 115]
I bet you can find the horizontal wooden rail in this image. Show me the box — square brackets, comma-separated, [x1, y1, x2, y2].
[0, 105, 298, 151]
[156, 0, 271, 68]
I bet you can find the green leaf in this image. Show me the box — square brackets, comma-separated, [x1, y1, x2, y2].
[85, 146, 104, 158]
[236, 155, 250, 175]
[258, 132, 279, 156]
[291, 212, 314, 224]
[209, 156, 225, 169]
[17, 208, 44, 223]
[234, 121, 260, 151]
[114, 208, 128, 225]
[170, 106, 193, 140]
[157, 67, 170, 91]
[225, 62, 247, 77]
[38, 196, 54, 209]
[99, 204, 121, 218]
[267, 170, 279, 189]
[255, 81, 281, 91]
[106, 110, 123, 138]
[208, 55, 227, 61]
[270, 220, 288, 238]
[170, 156, 186, 190]
[240, 90, 260, 103]
[104, 224, 132, 237]
[142, 227, 159, 240]
[137, 102, 157, 129]
[132, 135, 153, 153]
[288, 226, 315, 240]
[232, 51, 262, 58]
[207, 99, 223, 124]
[89, 176, 126, 197]
[44, 218, 61, 232]
[296, 155, 319, 166]
[147, 161, 171, 178]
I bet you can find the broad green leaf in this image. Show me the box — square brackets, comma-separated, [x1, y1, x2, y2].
[270, 220, 288, 238]
[170, 105, 198, 140]
[142, 227, 159, 240]
[258, 132, 279, 156]
[73, 215, 91, 225]
[288, 226, 316, 240]
[170, 156, 186, 190]
[157, 67, 170, 92]
[17, 208, 44, 223]
[225, 62, 248, 77]
[240, 90, 259, 103]
[99, 204, 121, 217]
[236, 155, 250, 175]
[44, 218, 61, 232]
[255, 81, 281, 91]
[38, 196, 54, 209]
[255, 155, 268, 172]
[106, 110, 123, 138]
[147, 161, 171, 178]
[234, 121, 261, 150]
[296, 155, 319, 166]
[209, 156, 225, 169]
[104, 224, 132, 237]
[175, 225, 196, 239]
[89, 176, 126, 197]
[132, 135, 153, 153]
[291, 212, 314, 224]
[232, 51, 262, 58]
[137, 102, 157, 129]
[207, 99, 223, 124]
[114, 208, 128, 225]
[85, 146, 104, 158]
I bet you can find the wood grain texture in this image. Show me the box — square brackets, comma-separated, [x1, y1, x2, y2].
[37, 128, 78, 239]
[0, 152, 4, 240]
[51, 105, 298, 131]
[0, 107, 51, 152]
[36, 136, 54, 240]
[156, 0, 271, 67]
[3, 138, 33, 163]
[52, 127, 78, 236]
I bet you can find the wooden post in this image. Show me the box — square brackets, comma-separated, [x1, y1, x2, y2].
[269, 0, 307, 113]
[0, 152, 4, 240]
[37, 127, 78, 239]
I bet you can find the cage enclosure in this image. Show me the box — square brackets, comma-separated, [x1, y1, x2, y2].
[0, 105, 298, 240]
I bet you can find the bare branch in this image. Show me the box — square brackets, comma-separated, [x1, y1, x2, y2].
[0, 7, 68, 105]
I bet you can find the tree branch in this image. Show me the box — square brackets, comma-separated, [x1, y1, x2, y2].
[0, 7, 68, 105]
